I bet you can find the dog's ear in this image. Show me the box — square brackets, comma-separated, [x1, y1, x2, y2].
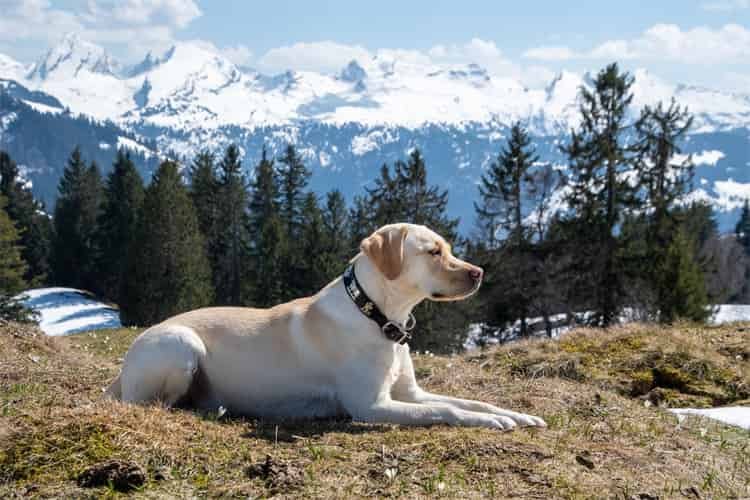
[360, 226, 408, 280]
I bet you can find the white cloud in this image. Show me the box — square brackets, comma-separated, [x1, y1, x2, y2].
[108, 0, 202, 28]
[522, 46, 578, 61]
[258, 41, 371, 74]
[428, 38, 518, 75]
[701, 0, 749, 11]
[222, 44, 253, 66]
[0, 0, 202, 60]
[0, 0, 83, 43]
[257, 37, 525, 80]
[524, 23, 750, 65]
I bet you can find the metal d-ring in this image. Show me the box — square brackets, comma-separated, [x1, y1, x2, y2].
[404, 313, 416, 331]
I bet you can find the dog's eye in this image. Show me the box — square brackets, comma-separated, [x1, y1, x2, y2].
[429, 247, 441, 256]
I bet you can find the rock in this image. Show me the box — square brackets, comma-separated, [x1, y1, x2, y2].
[575, 452, 595, 470]
[77, 459, 146, 492]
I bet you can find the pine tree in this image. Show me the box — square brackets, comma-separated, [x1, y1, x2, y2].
[636, 100, 694, 244]
[656, 229, 710, 323]
[367, 163, 405, 229]
[95, 149, 144, 302]
[735, 199, 750, 254]
[562, 63, 638, 326]
[0, 150, 52, 285]
[247, 147, 286, 307]
[475, 123, 538, 247]
[0, 195, 27, 295]
[395, 150, 459, 238]
[298, 192, 329, 294]
[189, 150, 220, 276]
[276, 144, 312, 300]
[321, 189, 351, 277]
[0, 195, 32, 321]
[51, 148, 103, 292]
[634, 100, 703, 321]
[348, 194, 371, 246]
[213, 144, 250, 305]
[120, 160, 213, 326]
[277, 144, 311, 240]
[474, 123, 538, 335]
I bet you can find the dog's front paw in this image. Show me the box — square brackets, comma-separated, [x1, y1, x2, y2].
[509, 412, 546, 428]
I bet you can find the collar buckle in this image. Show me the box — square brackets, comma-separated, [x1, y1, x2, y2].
[382, 321, 412, 344]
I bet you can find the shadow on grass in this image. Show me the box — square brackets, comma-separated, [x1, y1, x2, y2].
[189, 408, 392, 442]
[243, 417, 392, 443]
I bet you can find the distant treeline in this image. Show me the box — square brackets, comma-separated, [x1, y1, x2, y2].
[1, 63, 749, 351]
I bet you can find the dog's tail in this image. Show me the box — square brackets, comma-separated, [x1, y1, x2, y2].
[103, 373, 122, 400]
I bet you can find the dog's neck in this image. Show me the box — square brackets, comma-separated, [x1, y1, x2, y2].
[352, 255, 426, 326]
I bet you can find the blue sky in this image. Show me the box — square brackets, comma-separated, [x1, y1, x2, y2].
[1, 0, 749, 90]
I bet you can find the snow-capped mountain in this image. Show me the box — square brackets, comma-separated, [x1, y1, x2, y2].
[9, 33, 750, 134]
[1, 33, 749, 231]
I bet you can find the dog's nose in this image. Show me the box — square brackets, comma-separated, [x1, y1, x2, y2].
[468, 267, 483, 281]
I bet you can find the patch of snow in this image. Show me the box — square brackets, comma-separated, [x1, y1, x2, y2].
[673, 150, 725, 167]
[18, 287, 121, 336]
[712, 180, 750, 211]
[710, 304, 750, 324]
[99, 141, 111, 150]
[671, 407, 750, 431]
[117, 136, 153, 158]
[21, 99, 62, 115]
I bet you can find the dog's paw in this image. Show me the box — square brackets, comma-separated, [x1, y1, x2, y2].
[509, 412, 546, 428]
[454, 410, 515, 430]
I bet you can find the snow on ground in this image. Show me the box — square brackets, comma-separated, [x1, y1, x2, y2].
[117, 136, 154, 158]
[18, 287, 121, 336]
[710, 304, 750, 324]
[21, 99, 63, 115]
[670, 407, 750, 431]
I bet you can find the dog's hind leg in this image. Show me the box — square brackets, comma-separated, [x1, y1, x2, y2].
[120, 325, 207, 406]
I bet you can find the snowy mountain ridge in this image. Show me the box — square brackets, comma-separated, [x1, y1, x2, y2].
[2, 33, 750, 139]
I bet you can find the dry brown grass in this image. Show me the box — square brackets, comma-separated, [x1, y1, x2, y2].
[0, 321, 748, 498]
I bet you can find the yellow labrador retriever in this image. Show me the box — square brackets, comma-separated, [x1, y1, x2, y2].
[106, 223, 545, 430]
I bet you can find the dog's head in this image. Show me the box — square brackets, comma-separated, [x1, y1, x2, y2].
[360, 223, 483, 301]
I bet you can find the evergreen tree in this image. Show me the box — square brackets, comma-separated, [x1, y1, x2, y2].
[94, 149, 144, 302]
[656, 229, 710, 323]
[396, 150, 459, 238]
[348, 194, 373, 253]
[298, 192, 329, 294]
[321, 189, 351, 277]
[0, 150, 52, 285]
[0, 195, 27, 295]
[276, 144, 311, 240]
[635, 100, 694, 244]
[213, 144, 250, 305]
[247, 147, 286, 307]
[474, 123, 538, 335]
[562, 63, 638, 326]
[366, 163, 403, 229]
[120, 160, 213, 325]
[735, 199, 750, 254]
[276, 144, 312, 301]
[0, 195, 33, 321]
[189, 150, 220, 275]
[634, 100, 704, 321]
[51, 148, 103, 292]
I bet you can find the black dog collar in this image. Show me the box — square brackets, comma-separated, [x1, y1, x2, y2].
[343, 264, 415, 344]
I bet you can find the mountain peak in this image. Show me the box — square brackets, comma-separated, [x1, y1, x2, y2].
[340, 60, 367, 83]
[29, 32, 119, 80]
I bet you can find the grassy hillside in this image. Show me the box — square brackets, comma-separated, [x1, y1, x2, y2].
[0, 321, 748, 498]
